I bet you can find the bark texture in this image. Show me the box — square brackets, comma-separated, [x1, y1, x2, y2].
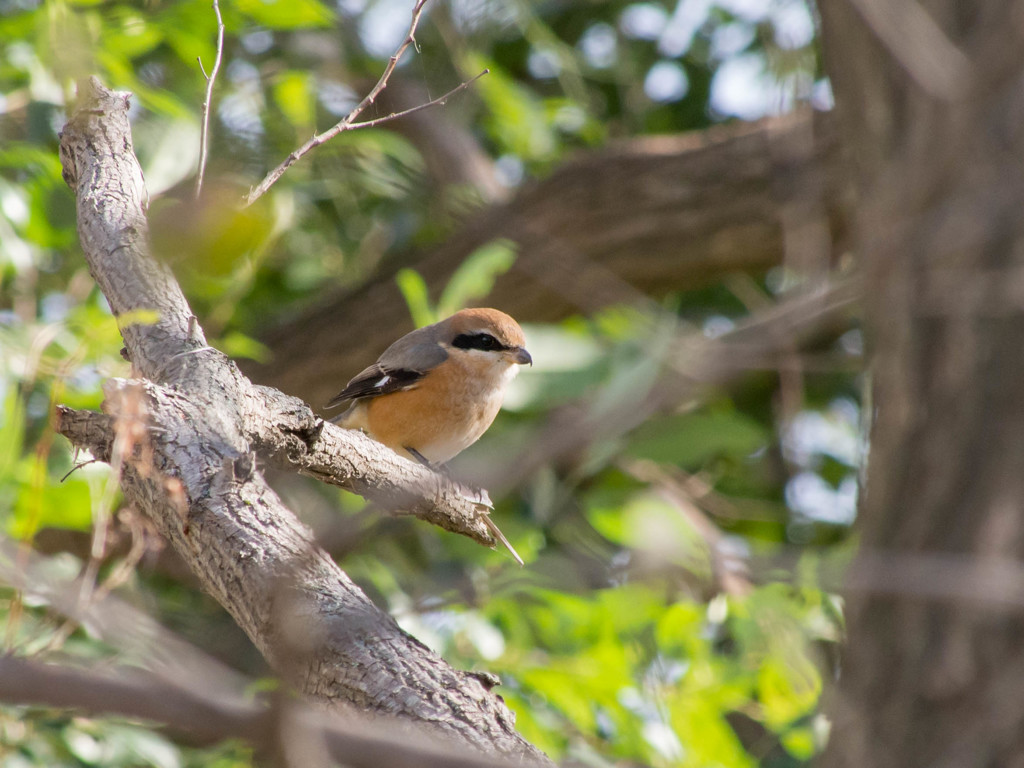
[819, 4, 1024, 766]
[57, 77, 549, 764]
[250, 111, 850, 409]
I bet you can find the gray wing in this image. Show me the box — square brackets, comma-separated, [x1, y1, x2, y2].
[325, 330, 448, 409]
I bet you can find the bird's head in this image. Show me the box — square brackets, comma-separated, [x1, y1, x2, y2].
[441, 308, 533, 372]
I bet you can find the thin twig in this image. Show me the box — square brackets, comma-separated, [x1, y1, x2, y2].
[195, 0, 225, 198]
[344, 70, 488, 131]
[90, 510, 152, 605]
[246, 0, 485, 206]
[41, 404, 134, 654]
[60, 458, 101, 482]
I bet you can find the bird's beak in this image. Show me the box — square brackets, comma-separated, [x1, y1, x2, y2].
[512, 347, 533, 366]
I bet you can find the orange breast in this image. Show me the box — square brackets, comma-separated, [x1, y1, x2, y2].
[362, 357, 507, 464]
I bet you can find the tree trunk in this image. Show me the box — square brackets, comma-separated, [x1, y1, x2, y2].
[57, 77, 550, 765]
[819, 3, 1024, 766]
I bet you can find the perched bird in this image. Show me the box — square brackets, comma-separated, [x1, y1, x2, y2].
[325, 308, 532, 563]
[326, 308, 532, 463]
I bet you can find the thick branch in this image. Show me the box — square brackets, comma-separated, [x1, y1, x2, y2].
[61, 390, 497, 545]
[57, 77, 549, 763]
[60, 79, 205, 380]
[0, 656, 537, 768]
[250, 111, 850, 408]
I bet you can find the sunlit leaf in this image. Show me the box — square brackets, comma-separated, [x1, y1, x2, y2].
[466, 53, 559, 163]
[273, 70, 316, 129]
[236, 0, 333, 30]
[395, 268, 435, 327]
[437, 239, 517, 317]
[627, 410, 768, 467]
[11, 462, 94, 538]
[216, 331, 271, 363]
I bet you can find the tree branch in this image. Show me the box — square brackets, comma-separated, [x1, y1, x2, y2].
[245, 0, 485, 205]
[346, 69, 489, 131]
[195, 0, 225, 197]
[57, 76, 550, 764]
[0, 656, 540, 768]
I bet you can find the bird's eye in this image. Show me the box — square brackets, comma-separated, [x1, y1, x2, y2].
[452, 332, 504, 352]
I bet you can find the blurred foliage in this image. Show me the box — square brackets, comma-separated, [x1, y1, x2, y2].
[0, 707, 253, 768]
[0, 0, 856, 766]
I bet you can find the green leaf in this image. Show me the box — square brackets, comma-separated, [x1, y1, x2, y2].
[11, 466, 94, 538]
[654, 601, 705, 655]
[465, 53, 558, 162]
[667, 697, 757, 768]
[216, 331, 271, 363]
[437, 239, 517, 317]
[782, 725, 817, 759]
[0, 390, 26, 488]
[236, 0, 333, 30]
[757, 656, 821, 727]
[273, 70, 316, 129]
[592, 491, 712, 574]
[626, 410, 768, 467]
[395, 268, 436, 327]
[158, 0, 230, 66]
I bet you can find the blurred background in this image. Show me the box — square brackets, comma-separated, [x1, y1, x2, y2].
[0, 0, 859, 765]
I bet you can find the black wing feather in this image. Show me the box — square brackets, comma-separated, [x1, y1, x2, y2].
[325, 335, 449, 410]
[325, 365, 425, 409]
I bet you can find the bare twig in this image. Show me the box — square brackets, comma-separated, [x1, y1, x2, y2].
[60, 457, 101, 482]
[343, 70, 489, 131]
[195, 0, 225, 198]
[42, 388, 151, 653]
[245, 0, 486, 206]
[90, 509, 153, 603]
[481, 515, 523, 566]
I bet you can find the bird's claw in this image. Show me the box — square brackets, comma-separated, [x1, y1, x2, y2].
[456, 483, 493, 509]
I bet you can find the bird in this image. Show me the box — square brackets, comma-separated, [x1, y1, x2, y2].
[325, 308, 532, 562]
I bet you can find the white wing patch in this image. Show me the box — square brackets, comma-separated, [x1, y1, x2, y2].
[374, 375, 390, 388]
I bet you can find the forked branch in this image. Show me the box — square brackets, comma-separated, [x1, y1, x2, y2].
[245, 0, 487, 205]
